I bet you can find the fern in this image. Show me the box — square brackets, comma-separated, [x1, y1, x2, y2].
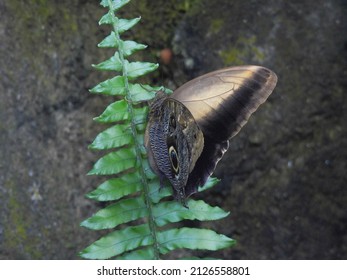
[80, 0, 235, 260]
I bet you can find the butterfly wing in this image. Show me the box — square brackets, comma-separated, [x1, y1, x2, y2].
[172, 65, 277, 196]
[145, 92, 204, 203]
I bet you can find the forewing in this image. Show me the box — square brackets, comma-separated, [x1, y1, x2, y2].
[172, 65, 277, 142]
[172, 65, 277, 196]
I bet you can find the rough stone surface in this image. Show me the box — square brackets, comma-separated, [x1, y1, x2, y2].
[0, 0, 346, 259]
[173, 0, 347, 260]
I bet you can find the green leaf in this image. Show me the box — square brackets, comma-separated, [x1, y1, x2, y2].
[89, 124, 133, 150]
[117, 247, 155, 260]
[93, 53, 122, 71]
[94, 99, 128, 123]
[158, 228, 235, 255]
[129, 83, 159, 102]
[118, 17, 141, 34]
[100, 0, 109, 7]
[93, 101, 147, 126]
[135, 122, 146, 132]
[98, 31, 117, 48]
[143, 159, 157, 180]
[126, 61, 159, 79]
[111, 0, 131, 10]
[134, 106, 148, 125]
[99, 35, 147, 52]
[89, 76, 125, 96]
[99, 12, 112, 25]
[162, 87, 174, 95]
[81, 197, 147, 230]
[79, 224, 152, 259]
[198, 177, 220, 193]
[88, 148, 136, 175]
[154, 200, 230, 227]
[86, 173, 143, 201]
[122, 40, 147, 56]
[148, 179, 172, 203]
[100, 0, 130, 9]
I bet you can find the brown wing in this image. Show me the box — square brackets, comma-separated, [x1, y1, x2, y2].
[145, 92, 204, 203]
[172, 65, 277, 196]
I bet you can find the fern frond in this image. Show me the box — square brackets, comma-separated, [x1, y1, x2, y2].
[80, 0, 235, 260]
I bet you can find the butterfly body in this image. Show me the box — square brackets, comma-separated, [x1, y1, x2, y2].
[145, 65, 277, 204]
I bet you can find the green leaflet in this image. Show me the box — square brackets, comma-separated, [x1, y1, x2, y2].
[93, 99, 148, 125]
[100, 0, 130, 9]
[125, 61, 159, 79]
[86, 173, 143, 201]
[99, 16, 141, 33]
[117, 247, 156, 260]
[129, 83, 159, 102]
[122, 41, 147, 56]
[89, 123, 133, 150]
[98, 31, 118, 48]
[98, 36, 147, 57]
[116, 18, 141, 33]
[80, 0, 235, 260]
[93, 99, 128, 123]
[80, 224, 153, 260]
[87, 148, 136, 175]
[198, 177, 221, 192]
[89, 76, 125, 95]
[81, 196, 147, 230]
[148, 179, 172, 203]
[158, 228, 236, 255]
[90, 78, 158, 98]
[92, 52, 122, 71]
[153, 200, 230, 227]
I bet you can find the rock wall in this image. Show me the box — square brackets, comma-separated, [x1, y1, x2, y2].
[0, 0, 346, 259]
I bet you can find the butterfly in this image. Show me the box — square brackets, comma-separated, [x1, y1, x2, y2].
[145, 65, 277, 205]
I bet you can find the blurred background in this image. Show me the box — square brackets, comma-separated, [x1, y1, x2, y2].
[0, 0, 346, 259]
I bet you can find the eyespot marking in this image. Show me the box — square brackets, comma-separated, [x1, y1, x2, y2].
[168, 146, 179, 174]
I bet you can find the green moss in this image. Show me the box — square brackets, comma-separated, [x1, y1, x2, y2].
[219, 36, 265, 65]
[220, 47, 244, 65]
[3, 180, 43, 259]
[4, 1, 79, 84]
[7, 1, 53, 28]
[209, 18, 224, 34]
[33, 0, 54, 19]
[6, 1, 78, 49]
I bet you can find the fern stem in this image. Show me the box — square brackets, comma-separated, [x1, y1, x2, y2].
[108, 0, 160, 260]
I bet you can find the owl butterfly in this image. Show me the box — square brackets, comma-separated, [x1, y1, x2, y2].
[145, 65, 277, 205]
